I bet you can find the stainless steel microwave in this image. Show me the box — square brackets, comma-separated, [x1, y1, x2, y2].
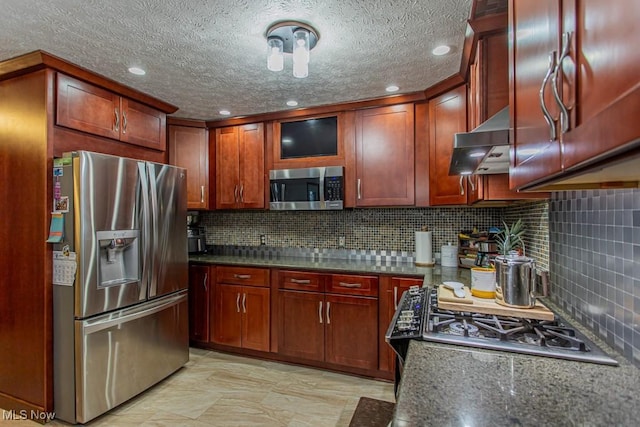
[269, 166, 344, 210]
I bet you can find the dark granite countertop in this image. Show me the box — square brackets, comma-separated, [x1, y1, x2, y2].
[189, 253, 471, 285]
[393, 299, 640, 427]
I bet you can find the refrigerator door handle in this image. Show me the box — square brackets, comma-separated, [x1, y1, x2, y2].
[147, 164, 160, 297]
[82, 292, 186, 335]
[137, 162, 151, 300]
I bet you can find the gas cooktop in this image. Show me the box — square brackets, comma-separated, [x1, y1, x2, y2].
[387, 287, 618, 366]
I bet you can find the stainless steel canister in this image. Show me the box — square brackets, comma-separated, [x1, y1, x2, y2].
[494, 253, 537, 308]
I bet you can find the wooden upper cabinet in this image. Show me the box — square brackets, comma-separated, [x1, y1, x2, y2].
[168, 125, 209, 209]
[57, 73, 120, 140]
[428, 85, 468, 206]
[559, 0, 640, 171]
[355, 104, 415, 206]
[510, 0, 640, 190]
[509, 0, 563, 189]
[215, 123, 265, 209]
[119, 98, 166, 150]
[56, 73, 167, 151]
[466, 31, 549, 204]
[238, 124, 266, 208]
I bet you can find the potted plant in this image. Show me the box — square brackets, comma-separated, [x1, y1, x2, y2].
[495, 219, 526, 257]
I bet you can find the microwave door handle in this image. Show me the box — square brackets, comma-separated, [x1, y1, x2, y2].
[271, 183, 279, 202]
[281, 183, 285, 201]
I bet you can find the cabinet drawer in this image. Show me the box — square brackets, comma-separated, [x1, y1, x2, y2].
[328, 274, 378, 297]
[279, 270, 325, 292]
[217, 266, 269, 287]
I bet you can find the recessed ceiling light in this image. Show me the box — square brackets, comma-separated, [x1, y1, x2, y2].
[432, 45, 451, 56]
[219, 110, 231, 116]
[286, 100, 298, 107]
[128, 67, 146, 75]
[386, 85, 399, 92]
[460, 171, 472, 176]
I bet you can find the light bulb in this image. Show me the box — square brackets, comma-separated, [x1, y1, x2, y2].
[292, 28, 310, 78]
[267, 37, 284, 72]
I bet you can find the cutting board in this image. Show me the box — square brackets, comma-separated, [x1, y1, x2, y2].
[437, 285, 554, 321]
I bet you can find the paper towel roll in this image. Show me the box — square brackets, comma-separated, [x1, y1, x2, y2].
[415, 231, 434, 266]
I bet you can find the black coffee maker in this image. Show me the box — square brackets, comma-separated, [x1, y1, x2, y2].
[186, 212, 206, 254]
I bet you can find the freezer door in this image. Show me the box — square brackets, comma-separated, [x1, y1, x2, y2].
[75, 151, 146, 318]
[73, 291, 188, 424]
[146, 162, 188, 298]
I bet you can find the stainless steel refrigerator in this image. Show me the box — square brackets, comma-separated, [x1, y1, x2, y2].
[52, 151, 189, 424]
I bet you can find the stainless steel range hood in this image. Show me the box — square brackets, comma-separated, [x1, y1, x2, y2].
[449, 106, 510, 175]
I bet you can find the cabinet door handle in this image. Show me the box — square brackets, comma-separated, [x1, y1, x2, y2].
[236, 292, 240, 313]
[469, 176, 476, 192]
[290, 278, 311, 285]
[318, 301, 323, 324]
[459, 176, 465, 196]
[242, 293, 246, 313]
[233, 274, 251, 280]
[233, 185, 238, 203]
[326, 301, 331, 324]
[203, 273, 208, 292]
[539, 51, 558, 141]
[200, 186, 205, 203]
[393, 286, 398, 310]
[122, 110, 127, 134]
[114, 108, 120, 132]
[239, 183, 244, 202]
[357, 179, 362, 200]
[338, 282, 361, 288]
[552, 32, 572, 134]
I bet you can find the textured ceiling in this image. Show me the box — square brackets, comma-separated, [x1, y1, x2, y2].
[1, 0, 473, 121]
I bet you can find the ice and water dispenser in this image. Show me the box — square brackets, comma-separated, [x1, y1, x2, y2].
[96, 230, 141, 287]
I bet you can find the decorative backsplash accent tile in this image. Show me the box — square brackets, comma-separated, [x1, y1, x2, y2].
[200, 207, 504, 254]
[207, 244, 415, 263]
[549, 189, 640, 367]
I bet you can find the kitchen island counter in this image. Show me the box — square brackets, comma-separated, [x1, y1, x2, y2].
[394, 326, 640, 426]
[190, 253, 470, 284]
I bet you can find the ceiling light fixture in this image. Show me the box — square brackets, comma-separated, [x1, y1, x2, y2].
[286, 100, 298, 107]
[266, 21, 319, 78]
[219, 110, 231, 116]
[386, 85, 399, 92]
[432, 45, 451, 56]
[128, 67, 146, 75]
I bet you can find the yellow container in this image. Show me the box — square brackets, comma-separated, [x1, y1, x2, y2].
[470, 267, 496, 298]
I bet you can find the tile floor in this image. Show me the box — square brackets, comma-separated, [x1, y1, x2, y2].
[3, 348, 395, 427]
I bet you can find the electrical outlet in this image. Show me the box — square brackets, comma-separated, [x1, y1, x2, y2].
[338, 236, 346, 248]
[260, 235, 266, 245]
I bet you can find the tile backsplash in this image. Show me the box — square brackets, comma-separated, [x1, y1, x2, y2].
[503, 200, 550, 272]
[200, 207, 503, 254]
[549, 189, 640, 366]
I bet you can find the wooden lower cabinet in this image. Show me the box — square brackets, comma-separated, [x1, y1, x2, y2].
[188, 264, 211, 344]
[278, 290, 325, 361]
[211, 267, 270, 352]
[277, 271, 379, 371]
[379, 276, 424, 373]
[325, 294, 378, 370]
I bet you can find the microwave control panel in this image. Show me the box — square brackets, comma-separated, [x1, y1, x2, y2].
[325, 176, 343, 201]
